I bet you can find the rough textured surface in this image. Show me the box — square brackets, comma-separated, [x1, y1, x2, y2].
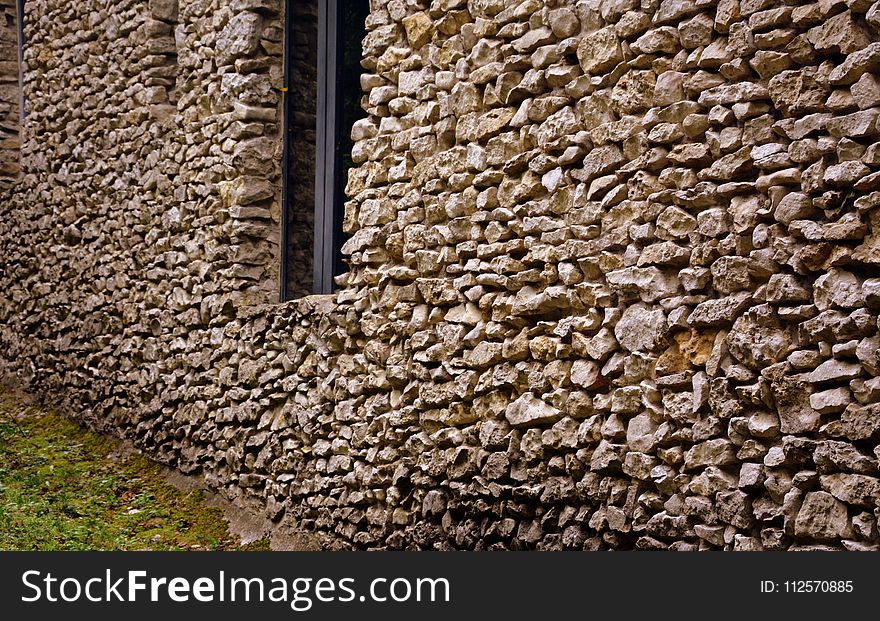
[0, 0, 21, 185]
[1, 0, 880, 551]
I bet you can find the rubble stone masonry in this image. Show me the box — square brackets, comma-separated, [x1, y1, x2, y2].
[1, 0, 880, 550]
[0, 0, 20, 185]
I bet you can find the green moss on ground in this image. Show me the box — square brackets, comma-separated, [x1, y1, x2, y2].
[0, 391, 271, 551]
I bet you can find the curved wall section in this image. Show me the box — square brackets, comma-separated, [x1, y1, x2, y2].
[1, 0, 879, 550]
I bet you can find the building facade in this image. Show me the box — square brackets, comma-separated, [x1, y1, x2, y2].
[1, 0, 879, 549]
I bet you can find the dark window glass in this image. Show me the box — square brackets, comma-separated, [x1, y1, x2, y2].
[282, 0, 319, 299]
[282, 0, 368, 300]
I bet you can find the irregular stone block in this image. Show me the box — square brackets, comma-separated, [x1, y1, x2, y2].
[505, 392, 563, 428]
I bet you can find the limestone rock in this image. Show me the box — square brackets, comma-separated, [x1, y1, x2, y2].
[591, 440, 626, 472]
[820, 473, 880, 507]
[771, 377, 821, 434]
[809, 388, 851, 414]
[505, 393, 564, 428]
[768, 68, 827, 116]
[794, 492, 852, 540]
[402, 12, 433, 48]
[814, 441, 878, 475]
[688, 292, 752, 327]
[614, 304, 667, 353]
[577, 28, 622, 75]
[807, 359, 863, 384]
[2, 0, 880, 553]
[766, 274, 811, 303]
[578, 144, 625, 182]
[852, 72, 880, 109]
[840, 403, 880, 440]
[606, 267, 680, 303]
[626, 413, 659, 453]
[856, 336, 880, 374]
[632, 27, 680, 55]
[828, 42, 880, 85]
[727, 313, 791, 369]
[548, 8, 579, 39]
[774, 193, 817, 224]
[570, 359, 603, 389]
[826, 109, 879, 138]
[655, 0, 700, 24]
[149, 0, 178, 21]
[684, 439, 738, 471]
[807, 10, 871, 54]
[217, 12, 262, 65]
[814, 269, 863, 310]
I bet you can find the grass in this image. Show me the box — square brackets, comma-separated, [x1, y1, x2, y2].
[0, 391, 270, 551]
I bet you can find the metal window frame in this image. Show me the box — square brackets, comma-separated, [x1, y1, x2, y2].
[313, 0, 340, 296]
[279, 0, 293, 301]
[280, 0, 341, 301]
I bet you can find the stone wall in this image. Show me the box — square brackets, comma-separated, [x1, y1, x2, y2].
[1, 0, 880, 550]
[0, 0, 20, 185]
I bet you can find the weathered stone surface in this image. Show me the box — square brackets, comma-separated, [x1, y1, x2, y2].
[626, 413, 659, 453]
[814, 441, 878, 475]
[570, 359, 603, 390]
[814, 269, 863, 310]
[820, 474, 880, 507]
[701, 147, 753, 180]
[591, 440, 625, 472]
[829, 42, 880, 85]
[654, 71, 686, 106]
[711, 256, 750, 293]
[772, 377, 821, 434]
[684, 439, 738, 471]
[606, 267, 680, 303]
[766, 274, 811, 303]
[826, 110, 880, 138]
[856, 336, 880, 375]
[840, 404, 880, 441]
[505, 393, 563, 428]
[863, 279, 880, 307]
[614, 304, 667, 353]
[768, 69, 827, 116]
[727, 313, 791, 369]
[402, 11, 432, 48]
[774, 193, 816, 224]
[808, 360, 863, 384]
[807, 10, 871, 54]
[853, 209, 880, 263]
[577, 28, 622, 75]
[149, 0, 178, 21]
[852, 72, 880, 110]
[717, 490, 752, 529]
[809, 388, 851, 415]
[794, 492, 852, 540]
[0, 0, 876, 553]
[699, 82, 768, 107]
[578, 145, 625, 182]
[217, 12, 263, 64]
[656, 206, 696, 239]
[688, 292, 752, 327]
[633, 26, 680, 55]
[549, 8, 579, 38]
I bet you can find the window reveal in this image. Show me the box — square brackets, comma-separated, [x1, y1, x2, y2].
[281, 0, 369, 299]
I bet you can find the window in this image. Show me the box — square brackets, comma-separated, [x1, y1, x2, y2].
[281, 0, 369, 299]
